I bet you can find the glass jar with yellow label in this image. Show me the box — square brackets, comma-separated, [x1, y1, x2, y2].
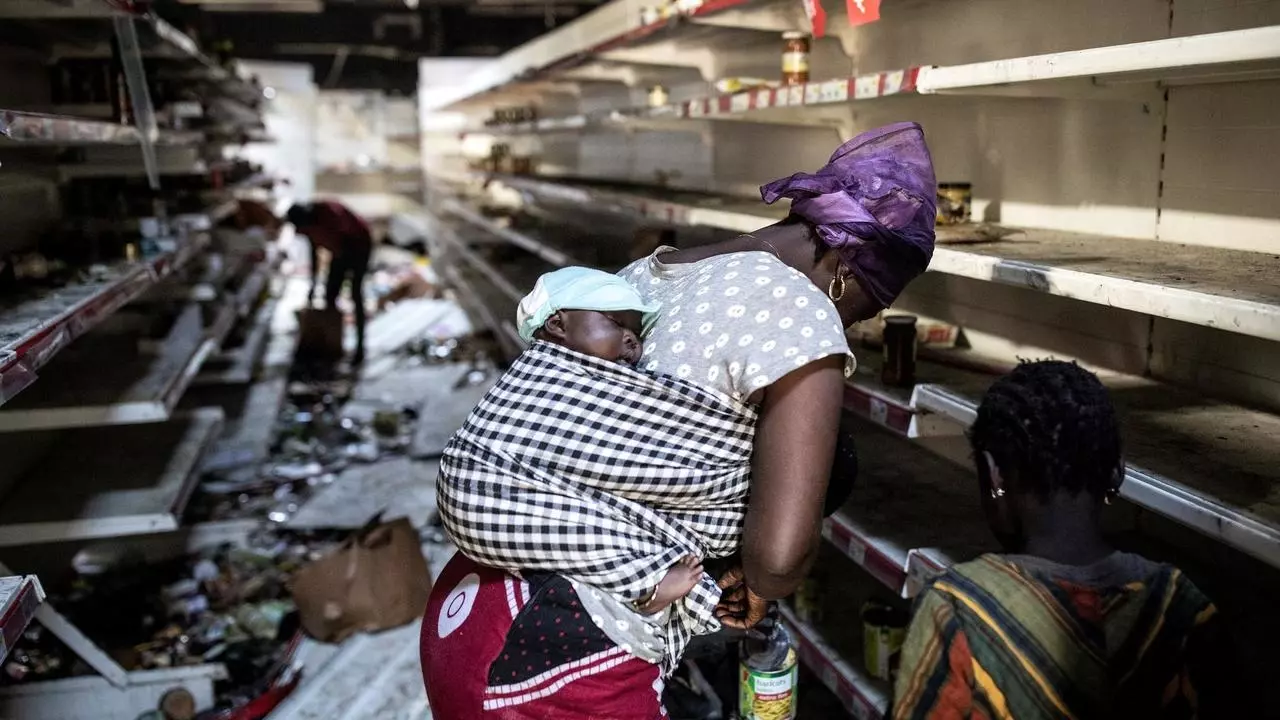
[781, 31, 810, 86]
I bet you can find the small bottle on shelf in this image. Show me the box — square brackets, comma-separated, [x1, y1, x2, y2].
[781, 32, 811, 86]
[881, 314, 918, 387]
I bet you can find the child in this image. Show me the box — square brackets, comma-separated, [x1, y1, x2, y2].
[472, 266, 706, 614]
[893, 361, 1234, 718]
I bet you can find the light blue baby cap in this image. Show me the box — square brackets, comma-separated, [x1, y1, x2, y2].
[516, 266, 660, 343]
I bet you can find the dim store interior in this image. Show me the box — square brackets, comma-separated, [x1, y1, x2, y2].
[2, 0, 1280, 718]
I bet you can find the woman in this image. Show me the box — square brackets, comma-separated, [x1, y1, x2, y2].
[893, 361, 1235, 719]
[422, 122, 937, 718]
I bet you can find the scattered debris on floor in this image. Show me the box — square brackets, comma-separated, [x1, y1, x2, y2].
[0, 262, 504, 720]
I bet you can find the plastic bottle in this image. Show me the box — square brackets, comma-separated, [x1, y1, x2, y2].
[739, 616, 798, 720]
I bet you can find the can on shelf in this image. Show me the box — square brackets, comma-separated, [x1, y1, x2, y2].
[881, 314, 918, 387]
[862, 600, 909, 682]
[793, 576, 824, 624]
[781, 32, 811, 86]
[936, 182, 973, 225]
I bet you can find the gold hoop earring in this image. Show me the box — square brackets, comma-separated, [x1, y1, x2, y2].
[828, 273, 846, 302]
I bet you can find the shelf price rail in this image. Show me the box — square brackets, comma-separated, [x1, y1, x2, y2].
[443, 14, 1280, 117]
[0, 235, 209, 409]
[437, 188, 1280, 571]
[472, 173, 1280, 344]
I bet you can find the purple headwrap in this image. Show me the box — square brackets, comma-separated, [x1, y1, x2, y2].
[760, 121, 937, 309]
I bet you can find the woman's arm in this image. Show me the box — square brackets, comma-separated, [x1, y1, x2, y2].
[740, 354, 845, 599]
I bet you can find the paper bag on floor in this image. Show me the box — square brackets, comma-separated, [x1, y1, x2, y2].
[291, 514, 431, 642]
[296, 307, 344, 361]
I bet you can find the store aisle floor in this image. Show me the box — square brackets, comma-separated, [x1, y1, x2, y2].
[261, 270, 496, 720]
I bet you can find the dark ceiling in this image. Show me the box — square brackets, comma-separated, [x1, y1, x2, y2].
[160, 0, 605, 94]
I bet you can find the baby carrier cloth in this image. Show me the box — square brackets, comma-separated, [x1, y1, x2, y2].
[437, 341, 758, 672]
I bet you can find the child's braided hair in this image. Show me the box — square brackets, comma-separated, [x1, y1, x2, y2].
[969, 360, 1123, 500]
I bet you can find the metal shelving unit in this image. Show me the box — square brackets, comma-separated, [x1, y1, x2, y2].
[0, 575, 46, 664]
[0, 407, 224, 546]
[0, 4, 277, 714]
[0, 235, 210, 408]
[456, 174, 1280, 343]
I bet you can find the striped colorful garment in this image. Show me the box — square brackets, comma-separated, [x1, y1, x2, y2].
[893, 552, 1232, 720]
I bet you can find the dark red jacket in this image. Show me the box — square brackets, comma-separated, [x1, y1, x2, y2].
[301, 201, 372, 257]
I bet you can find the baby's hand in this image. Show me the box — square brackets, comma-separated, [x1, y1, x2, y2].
[639, 555, 703, 614]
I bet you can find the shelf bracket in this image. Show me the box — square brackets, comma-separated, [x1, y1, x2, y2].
[112, 16, 161, 191]
[0, 562, 129, 689]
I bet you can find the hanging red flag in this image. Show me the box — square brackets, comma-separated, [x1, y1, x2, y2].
[801, 0, 828, 38]
[846, 0, 882, 26]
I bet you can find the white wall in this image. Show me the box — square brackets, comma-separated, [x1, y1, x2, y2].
[238, 61, 318, 204]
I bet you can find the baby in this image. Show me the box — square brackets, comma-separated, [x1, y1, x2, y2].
[513, 266, 704, 613]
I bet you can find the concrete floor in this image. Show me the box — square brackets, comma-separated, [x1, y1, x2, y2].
[265, 283, 487, 720]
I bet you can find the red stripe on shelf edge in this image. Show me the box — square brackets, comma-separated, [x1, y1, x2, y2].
[842, 384, 913, 434]
[591, 0, 750, 55]
[902, 66, 921, 92]
[823, 514, 907, 593]
[784, 613, 877, 720]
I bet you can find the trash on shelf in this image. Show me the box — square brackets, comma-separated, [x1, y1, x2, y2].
[714, 77, 773, 95]
[934, 222, 1024, 245]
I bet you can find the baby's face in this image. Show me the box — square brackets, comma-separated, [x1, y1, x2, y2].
[550, 309, 644, 365]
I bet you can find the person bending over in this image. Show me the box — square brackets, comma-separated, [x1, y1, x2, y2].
[894, 360, 1235, 719]
[286, 200, 373, 364]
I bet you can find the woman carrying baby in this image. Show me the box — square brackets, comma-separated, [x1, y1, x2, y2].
[422, 122, 938, 718]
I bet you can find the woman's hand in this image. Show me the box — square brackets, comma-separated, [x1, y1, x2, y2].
[715, 567, 769, 629]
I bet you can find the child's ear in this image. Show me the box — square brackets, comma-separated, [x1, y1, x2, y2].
[541, 311, 568, 341]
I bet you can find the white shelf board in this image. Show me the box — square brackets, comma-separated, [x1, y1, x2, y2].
[0, 664, 227, 720]
[0, 303, 220, 432]
[0, 234, 209, 408]
[0, 109, 201, 147]
[0, 575, 45, 664]
[194, 296, 277, 387]
[421, 0, 754, 111]
[907, 358, 1280, 571]
[440, 200, 576, 267]
[441, 264, 526, 359]
[0, 0, 116, 19]
[467, 67, 920, 138]
[0, 408, 224, 546]
[497, 174, 1280, 343]
[917, 25, 1280, 94]
[824, 415, 996, 598]
[438, 230, 527, 306]
[778, 602, 888, 720]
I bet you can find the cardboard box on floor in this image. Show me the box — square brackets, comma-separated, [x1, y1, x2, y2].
[296, 308, 344, 361]
[291, 515, 431, 643]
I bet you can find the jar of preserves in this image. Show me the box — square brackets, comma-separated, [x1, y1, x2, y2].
[881, 314, 918, 387]
[781, 31, 811, 86]
[936, 182, 973, 225]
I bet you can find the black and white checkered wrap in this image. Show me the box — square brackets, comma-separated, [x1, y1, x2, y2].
[438, 341, 757, 670]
